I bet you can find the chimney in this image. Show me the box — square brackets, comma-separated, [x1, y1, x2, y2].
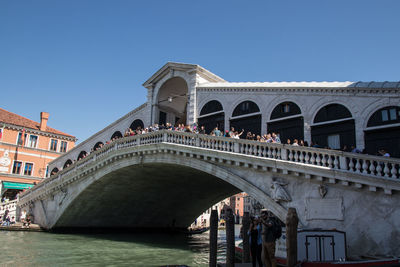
[40, 112, 49, 131]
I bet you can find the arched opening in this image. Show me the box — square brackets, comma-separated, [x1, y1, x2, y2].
[77, 151, 88, 161]
[93, 142, 104, 151]
[197, 100, 225, 134]
[130, 119, 144, 131]
[230, 101, 261, 138]
[111, 131, 123, 140]
[267, 102, 304, 142]
[156, 77, 189, 126]
[364, 106, 400, 157]
[52, 161, 284, 229]
[50, 167, 59, 176]
[311, 104, 355, 149]
[63, 159, 73, 169]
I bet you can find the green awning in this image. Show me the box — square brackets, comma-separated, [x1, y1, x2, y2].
[2, 182, 35, 190]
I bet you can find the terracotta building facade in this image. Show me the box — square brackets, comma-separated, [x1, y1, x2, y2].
[0, 108, 76, 200]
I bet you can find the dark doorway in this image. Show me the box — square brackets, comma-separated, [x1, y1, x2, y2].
[159, 111, 167, 126]
[311, 120, 355, 149]
[198, 113, 225, 134]
[364, 127, 400, 158]
[130, 119, 144, 131]
[311, 104, 355, 149]
[230, 114, 262, 138]
[267, 117, 304, 142]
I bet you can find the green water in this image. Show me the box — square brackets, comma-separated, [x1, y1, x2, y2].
[0, 230, 220, 267]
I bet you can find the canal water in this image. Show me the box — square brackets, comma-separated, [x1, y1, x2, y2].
[0, 226, 242, 266]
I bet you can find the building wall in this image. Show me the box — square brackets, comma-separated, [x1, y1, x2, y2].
[0, 126, 75, 187]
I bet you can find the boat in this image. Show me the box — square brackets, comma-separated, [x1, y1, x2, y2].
[235, 229, 400, 266]
[185, 226, 209, 235]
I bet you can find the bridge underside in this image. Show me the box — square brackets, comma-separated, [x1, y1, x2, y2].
[53, 163, 241, 229]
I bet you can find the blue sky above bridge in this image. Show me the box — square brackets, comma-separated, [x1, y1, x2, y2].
[1, 0, 399, 143]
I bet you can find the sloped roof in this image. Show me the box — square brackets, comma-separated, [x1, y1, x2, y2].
[0, 108, 76, 138]
[197, 81, 400, 88]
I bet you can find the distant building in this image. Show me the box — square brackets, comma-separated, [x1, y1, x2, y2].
[0, 108, 77, 200]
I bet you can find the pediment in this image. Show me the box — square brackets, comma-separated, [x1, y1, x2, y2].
[142, 62, 225, 89]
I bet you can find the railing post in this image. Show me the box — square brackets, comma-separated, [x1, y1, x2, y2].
[163, 131, 168, 142]
[281, 146, 287, 160]
[339, 155, 347, 170]
[195, 135, 200, 147]
[234, 141, 240, 153]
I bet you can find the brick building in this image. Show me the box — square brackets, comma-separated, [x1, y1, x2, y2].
[0, 108, 76, 200]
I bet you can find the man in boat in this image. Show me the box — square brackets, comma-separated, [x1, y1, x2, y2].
[260, 209, 280, 267]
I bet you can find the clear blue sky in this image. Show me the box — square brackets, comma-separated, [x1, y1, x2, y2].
[1, 1, 399, 143]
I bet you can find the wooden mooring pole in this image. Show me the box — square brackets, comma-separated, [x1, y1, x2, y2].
[226, 209, 235, 267]
[286, 207, 299, 267]
[209, 209, 218, 267]
[242, 211, 250, 263]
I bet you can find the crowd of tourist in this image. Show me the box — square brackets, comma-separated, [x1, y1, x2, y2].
[69, 122, 390, 166]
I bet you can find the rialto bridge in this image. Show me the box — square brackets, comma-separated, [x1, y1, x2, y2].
[18, 62, 400, 258]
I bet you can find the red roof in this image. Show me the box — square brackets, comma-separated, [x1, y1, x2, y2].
[0, 108, 76, 138]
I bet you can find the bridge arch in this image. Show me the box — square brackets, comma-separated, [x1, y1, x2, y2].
[63, 159, 73, 169]
[311, 103, 355, 149]
[111, 131, 123, 140]
[364, 105, 400, 157]
[77, 151, 88, 161]
[50, 153, 287, 229]
[267, 101, 304, 143]
[155, 77, 189, 126]
[93, 142, 104, 151]
[130, 119, 144, 131]
[197, 100, 225, 134]
[230, 100, 262, 138]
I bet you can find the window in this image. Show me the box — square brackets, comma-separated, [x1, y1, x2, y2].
[12, 161, 22, 174]
[24, 163, 33, 176]
[389, 108, 397, 120]
[17, 132, 27, 146]
[283, 104, 290, 113]
[27, 135, 38, 148]
[381, 110, 389, 121]
[327, 134, 340, 149]
[50, 139, 58, 151]
[60, 141, 68, 153]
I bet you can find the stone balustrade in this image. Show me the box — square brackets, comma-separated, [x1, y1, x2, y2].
[21, 130, 400, 202]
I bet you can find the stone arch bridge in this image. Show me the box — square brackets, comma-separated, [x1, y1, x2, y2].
[19, 131, 400, 257]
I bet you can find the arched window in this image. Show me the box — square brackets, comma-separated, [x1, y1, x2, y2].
[232, 101, 260, 117]
[198, 100, 225, 134]
[270, 102, 301, 120]
[314, 104, 352, 123]
[50, 167, 59, 176]
[111, 131, 122, 140]
[268, 102, 303, 142]
[311, 104, 355, 149]
[77, 151, 88, 161]
[230, 101, 261, 138]
[365, 106, 400, 158]
[93, 142, 104, 151]
[367, 106, 400, 127]
[63, 159, 73, 169]
[130, 119, 144, 131]
[200, 100, 223, 116]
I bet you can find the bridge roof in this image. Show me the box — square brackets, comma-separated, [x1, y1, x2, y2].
[197, 81, 400, 88]
[142, 62, 226, 88]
